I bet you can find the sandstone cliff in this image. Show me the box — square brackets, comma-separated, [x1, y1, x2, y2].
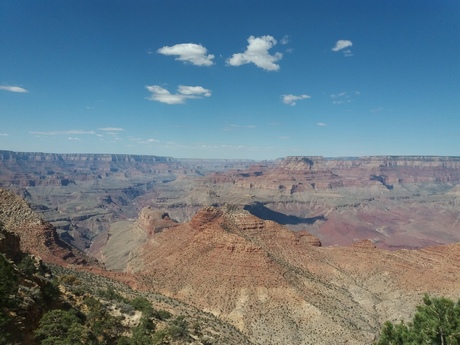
[0, 188, 92, 266]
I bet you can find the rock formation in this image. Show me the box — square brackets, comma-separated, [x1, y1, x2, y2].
[0, 188, 92, 266]
[120, 205, 460, 345]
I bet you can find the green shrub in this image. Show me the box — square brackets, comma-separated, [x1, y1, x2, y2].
[167, 315, 189, 340]
[154, 309, 172, 321]
[96, 286, 127, 303]
[35, 309, 84, 345]
[18, 255, 37, 276]
[376, 295, 460, 345]
[129, 297, 153, 314]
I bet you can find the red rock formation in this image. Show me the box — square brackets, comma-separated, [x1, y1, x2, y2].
[0, 188, 91, 266]
[123, 204, 460, 345]
[205, 155, 460, 192]
[136, 206, 178, 235]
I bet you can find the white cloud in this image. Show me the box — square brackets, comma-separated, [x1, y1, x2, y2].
[0, 133, 8, 136]
[227, 35, 282, 71]
[0, 85, 28, 93]
[330, 91, 360, 104]
[29, 130, 96, 136]
[317, 122, 327, 126]
[280, 35, 290, 45]
[68, 137, 81, 141]
[137, 138, 160, 144]
[332, 40, 353, 52]
[281, 94, 311, 106]
[177, 85, 211, 97]
[145, 85, 211, 104]
[98, 127, 124, 132]
[157, 43, 214, 66]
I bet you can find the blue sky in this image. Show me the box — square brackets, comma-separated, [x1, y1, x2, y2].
[1, 0, 459, 159]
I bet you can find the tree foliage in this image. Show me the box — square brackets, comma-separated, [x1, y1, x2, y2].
[376, 295, 460, 345]
[0, 254, 17, 342]
[35, 309, 85, 345]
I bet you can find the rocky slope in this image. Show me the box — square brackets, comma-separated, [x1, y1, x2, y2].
[0, 188, 254, 345]
[0, 188, 93, 266]
[111, 204, 460, 345]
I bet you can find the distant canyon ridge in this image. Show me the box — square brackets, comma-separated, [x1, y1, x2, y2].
[1, 150, 459, 252]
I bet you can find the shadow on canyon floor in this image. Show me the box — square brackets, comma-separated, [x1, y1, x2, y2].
[244, 202, 325, 225]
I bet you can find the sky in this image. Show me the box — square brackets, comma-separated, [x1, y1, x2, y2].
[1, 0, 459, 160]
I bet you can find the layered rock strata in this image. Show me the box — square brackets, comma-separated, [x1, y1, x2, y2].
[122, 205, 460, 345]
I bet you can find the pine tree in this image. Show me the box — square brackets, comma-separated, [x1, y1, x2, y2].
[376, 295, 460, 345]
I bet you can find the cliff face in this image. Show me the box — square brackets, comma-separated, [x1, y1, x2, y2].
[207, 155, 460, 192]
[0, 150, 176, 187]
[135, 206, 178, 235]
[0, 188, 92, 266]
[0, 150, 174, 163]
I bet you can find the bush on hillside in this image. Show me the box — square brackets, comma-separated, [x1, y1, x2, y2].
[376, 294, 460, 345]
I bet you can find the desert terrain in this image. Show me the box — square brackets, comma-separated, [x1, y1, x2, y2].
[1, 150, 460, 344]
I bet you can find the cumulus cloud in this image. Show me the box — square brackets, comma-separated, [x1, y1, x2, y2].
[157, 43, 214, 66]
[177, 85, 211, 97]
[281, 94, 311, 106]
[227, 35, 282, 71]
[145, 85, 211, 104]
[332, 40, 353, 52]
[29, 130, 96, 136]
[0, 85, 28, 93]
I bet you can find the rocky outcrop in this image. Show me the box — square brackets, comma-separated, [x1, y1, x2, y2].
[0, 225, 22, 262]
[0, 188, 92, 266]
[136, 206, 178, 235]
[189, 206, 223, 229]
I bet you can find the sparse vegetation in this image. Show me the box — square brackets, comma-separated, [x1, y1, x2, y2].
[0, 219, 251, 345]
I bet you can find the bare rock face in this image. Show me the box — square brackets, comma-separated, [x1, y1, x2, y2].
[352, 239, 377, 249]
[294, 230, 322, 247]
[206, 155, 460, 192]
[0, 226, 22, 262]
[136, 206, 178, 235]
[189, 206, 223, 229]
[0, 188, 91, 266]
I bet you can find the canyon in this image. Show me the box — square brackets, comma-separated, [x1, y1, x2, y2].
[1, 150, 460, 344]
[1, 151, 459, 251]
